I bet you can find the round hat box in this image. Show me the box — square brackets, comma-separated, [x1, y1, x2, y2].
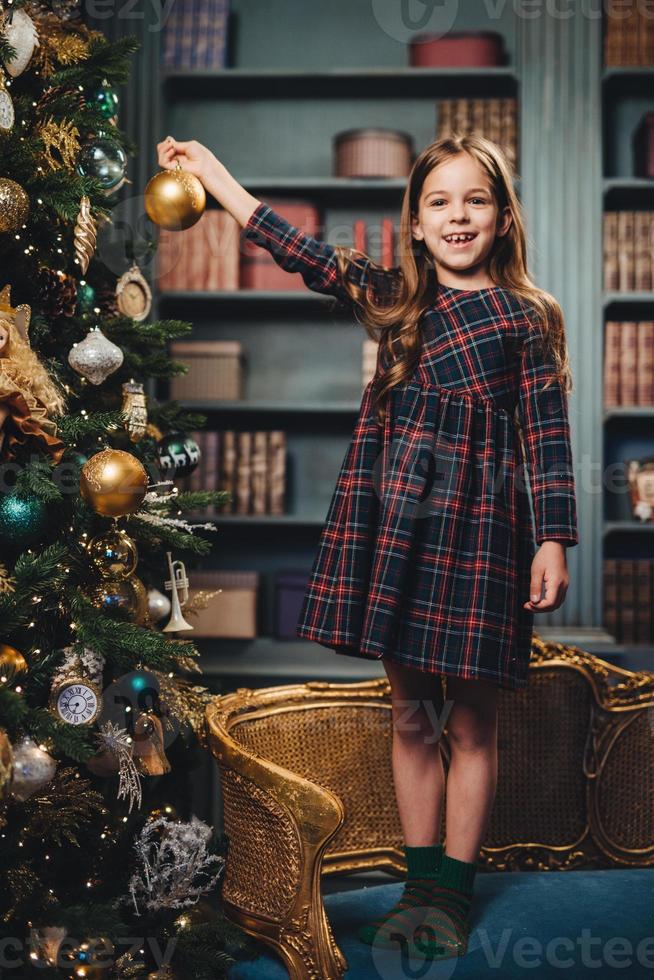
[409, 31, 504, 68]
[334, 128, 414, 178]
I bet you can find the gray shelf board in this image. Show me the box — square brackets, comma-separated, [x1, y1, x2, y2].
[162, 66, 519, 99]
[602, 67, 654, 96]
[603, 406, 654, 420]
[603, 292, 654, 306]
[195, 634, 653, 682]
[241, 176, 520, 199]
[187, 513, 324, 526]
[603, 178, 654, 200]
[195, 637, 386, 680]
[177, 399, 360, 414]
[159, 289, 341, 306]
[603, 520, 654, 534]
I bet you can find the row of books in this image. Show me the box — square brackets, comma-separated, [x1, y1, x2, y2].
[157, 213, 399, 292]
[436, 98, 518, 172]
[178, 430, 286, 515]
[604, 559, 654, 643]
[603, 212, 654, 292]
[157, 210, 241, 291]
[604, 3, 654, 66]
[162, 0, 230, 70]
[604, 321, 654, 406]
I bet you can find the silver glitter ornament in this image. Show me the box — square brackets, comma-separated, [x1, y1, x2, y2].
[10, 735, 56, 801]
[68, 326, 124, 385]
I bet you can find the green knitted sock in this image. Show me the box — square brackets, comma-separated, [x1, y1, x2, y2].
[410, 851, 478, 960]
[356, 843, 444, 946]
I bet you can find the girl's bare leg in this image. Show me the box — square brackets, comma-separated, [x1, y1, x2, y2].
[381, 657, 448, 846]
[442, 674, 499, 862]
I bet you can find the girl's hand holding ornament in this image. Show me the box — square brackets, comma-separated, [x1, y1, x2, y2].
[156, 136, 217, 186]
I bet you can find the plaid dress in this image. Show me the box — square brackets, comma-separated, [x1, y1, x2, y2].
[244, 203, 579, 691]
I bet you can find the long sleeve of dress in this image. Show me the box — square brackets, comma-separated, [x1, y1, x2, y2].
[517, 323, 579, 549]
[243, 201, 399, 307]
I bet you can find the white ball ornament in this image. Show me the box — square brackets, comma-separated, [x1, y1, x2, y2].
[2, 10, 40, 78]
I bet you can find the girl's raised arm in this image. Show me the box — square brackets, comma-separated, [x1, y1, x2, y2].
[156, 137, 399, 308]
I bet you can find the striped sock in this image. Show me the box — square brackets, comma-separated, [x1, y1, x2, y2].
[411, 851, 478, 959]
[356, 843, 443, 946]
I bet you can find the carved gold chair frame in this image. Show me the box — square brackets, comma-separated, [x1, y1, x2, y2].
[205, 633, 654, 980]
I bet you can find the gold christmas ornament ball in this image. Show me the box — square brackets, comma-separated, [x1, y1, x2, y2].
[128, 574, 148, 625]
[87, 528, 138, 578]
[0, 178, 29, 234]
[0, 643, 28, 685]
[88, 576, 138, 619]
[144, 167, 206, 230]
[0, 728, 13, 801]
[80, 449, 149, 518]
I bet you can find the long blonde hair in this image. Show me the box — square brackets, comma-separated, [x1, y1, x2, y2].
[333, 133, 573, 428]
[0, 314, 66, 416]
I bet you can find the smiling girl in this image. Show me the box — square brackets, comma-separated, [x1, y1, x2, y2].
[156, 132, 579, 960]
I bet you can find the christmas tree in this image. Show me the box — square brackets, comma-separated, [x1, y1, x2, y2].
[0, 2, 258, 976]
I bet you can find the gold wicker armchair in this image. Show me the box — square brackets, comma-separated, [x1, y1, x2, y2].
[205, 634, 654, 980]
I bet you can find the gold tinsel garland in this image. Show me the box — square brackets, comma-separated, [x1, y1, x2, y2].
[28, 12, 103, 76]
[151, 669, 213, 752]
[39, 116, 80, 171]
[0, 562, 15, 593]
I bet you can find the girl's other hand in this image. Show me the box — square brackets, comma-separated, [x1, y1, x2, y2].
[523, 541, 569, 612]
[156, 136, 216, 186]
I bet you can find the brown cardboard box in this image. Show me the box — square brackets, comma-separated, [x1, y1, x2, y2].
[185, 570, 259, 638]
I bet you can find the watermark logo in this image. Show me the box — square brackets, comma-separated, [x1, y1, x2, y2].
[371, 0, 458, 45]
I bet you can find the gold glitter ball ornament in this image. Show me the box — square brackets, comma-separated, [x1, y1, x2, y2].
[144, 163, 206, 231]
[0, 643, 28, 685]
[0, 178, 29, 234]
[80, 448, 149, 518]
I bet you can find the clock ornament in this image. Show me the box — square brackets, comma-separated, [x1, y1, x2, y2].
[49, 675, 102, 726]
[115, 263, 152, 322]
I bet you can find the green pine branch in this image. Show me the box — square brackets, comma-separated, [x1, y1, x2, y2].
[49, 35, 141, 89]
[125, 516, 215, 557]
[68, 591, 200, 671]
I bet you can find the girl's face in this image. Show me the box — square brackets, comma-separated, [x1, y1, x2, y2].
[0, 320, 9, 357]
[411, 153, 512, 287]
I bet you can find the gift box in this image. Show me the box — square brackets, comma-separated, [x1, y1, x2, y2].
[169, 340, 244, 401]
[409, 30, 504, 67]
[241, 199, 321, 290]
[186, 569, 259, 638]
[334, 128, 414, 178]
[274, 569, 310, 639]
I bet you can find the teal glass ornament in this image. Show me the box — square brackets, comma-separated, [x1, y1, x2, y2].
[0, 493, 47, 548]
[76, 279, 97, 314]
[90, 85, 119, 120]
[77, 138, 127, 191]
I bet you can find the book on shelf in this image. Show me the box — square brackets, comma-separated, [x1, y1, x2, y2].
[604, 321, 654, 406]
[179, 429, 288, 516]
[604, 559, 654, 643]
[604, 3, 654, 66]
[603, 211, 654, 292]
[436, 98, 518, 172]
[162, 0, 230, 70]
[157, 210, 241, 292]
